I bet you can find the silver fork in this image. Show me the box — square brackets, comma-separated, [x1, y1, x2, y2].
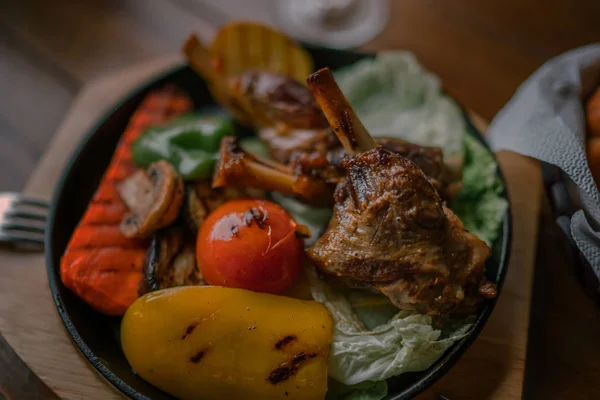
[0, 192, 48, 250]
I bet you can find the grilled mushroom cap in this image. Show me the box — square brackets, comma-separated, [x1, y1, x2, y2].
[118, 160, 185, 238]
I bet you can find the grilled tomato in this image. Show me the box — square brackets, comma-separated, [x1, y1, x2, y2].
[197, 199, 304, 294]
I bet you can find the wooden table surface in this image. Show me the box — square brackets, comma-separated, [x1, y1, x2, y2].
[1, 0, 599, 399]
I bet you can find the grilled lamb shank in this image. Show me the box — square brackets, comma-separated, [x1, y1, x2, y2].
[306, 68, 496, 316]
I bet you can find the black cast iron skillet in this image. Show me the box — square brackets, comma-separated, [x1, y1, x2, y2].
[46, 46, 512, 400]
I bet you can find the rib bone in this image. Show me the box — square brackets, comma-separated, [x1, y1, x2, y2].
[213, 137, 333, 206]
[306, 68, 377, 154]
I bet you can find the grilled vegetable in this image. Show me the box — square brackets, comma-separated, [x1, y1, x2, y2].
[139, 227, 203, 295]
[210, 22, 313, 86]
[184, 183, 209, 232]
[121, 286, 333, 400]
[183, 35, 253, 125]
[118, 160, 184, 238]
[183, 23, 314, 127]
[183, 180, 265, 233]
[132, 114, 233, 180]
[196, 199, 306, 294]
[60, 86, 192, 316]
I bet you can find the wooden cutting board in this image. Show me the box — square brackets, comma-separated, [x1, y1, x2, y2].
[0, 56, 540, 400]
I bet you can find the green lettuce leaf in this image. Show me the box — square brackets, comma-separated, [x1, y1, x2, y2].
[334, 52, 465, 171]
[452, 134, 508, 245]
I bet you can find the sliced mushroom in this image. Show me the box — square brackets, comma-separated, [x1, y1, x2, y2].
[118, 160, 185, 238]
[184, 180, 265, 233]
[139, 226, 204, 295]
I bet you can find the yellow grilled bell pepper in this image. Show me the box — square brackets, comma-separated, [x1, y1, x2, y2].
[121, 286, 333, 400]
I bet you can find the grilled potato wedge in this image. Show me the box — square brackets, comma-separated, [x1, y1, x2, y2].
[210, 21, 313, 84]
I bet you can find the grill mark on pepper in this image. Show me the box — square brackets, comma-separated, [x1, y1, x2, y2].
[267, 352, 317, 384]
[275, 335, 297, 350]
[181, 322, 199, 340]
[189, 348, 209, 364]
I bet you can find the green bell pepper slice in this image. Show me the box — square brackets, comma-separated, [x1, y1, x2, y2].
[132, 113, 233, 180]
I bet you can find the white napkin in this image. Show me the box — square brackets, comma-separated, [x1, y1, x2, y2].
[489, 44, 600, 275]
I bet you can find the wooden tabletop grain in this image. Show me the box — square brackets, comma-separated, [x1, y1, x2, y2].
[1, 0, 600, 399]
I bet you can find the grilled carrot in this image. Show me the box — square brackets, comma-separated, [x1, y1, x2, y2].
[60, 86, 192, 316]
[104, 159, 138, 181]
[67, 225, 146, 249]
[80, 203, 128, 225]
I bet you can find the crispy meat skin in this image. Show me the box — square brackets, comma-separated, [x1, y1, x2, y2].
[288, 136, 450, 204]
[231, 71, 338, 164]
[234, 71, 328, 130]
[213, 136, 334, 206]
[308, 147, 493, 316]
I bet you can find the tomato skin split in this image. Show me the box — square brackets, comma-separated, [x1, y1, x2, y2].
[197, 199, 304, 294]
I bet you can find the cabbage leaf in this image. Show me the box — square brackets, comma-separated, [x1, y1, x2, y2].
[308, 269, 472, 385]
[334, 52, 465, 172]
[453, 134, 508, 245]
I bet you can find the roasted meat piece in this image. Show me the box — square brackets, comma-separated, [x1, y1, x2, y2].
[210, 134, 450, 208]
[289, 136, 450, 191]
[229, 70, 340, 165]
[184, 34, 337, 165]
[233, 71, 457, 197]
[213, 136, 334, 206]
[306, 67, 495, 316]
[308, 147, 494, 316]
[232, 71, 329, 132]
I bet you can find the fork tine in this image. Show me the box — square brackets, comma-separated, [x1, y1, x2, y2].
[0, 192, 47, 250]
[5, 209, 47, 222]
[16, 196, 49, 209]
[0, 232, 44, 246]
[2, 222, 45, 234]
